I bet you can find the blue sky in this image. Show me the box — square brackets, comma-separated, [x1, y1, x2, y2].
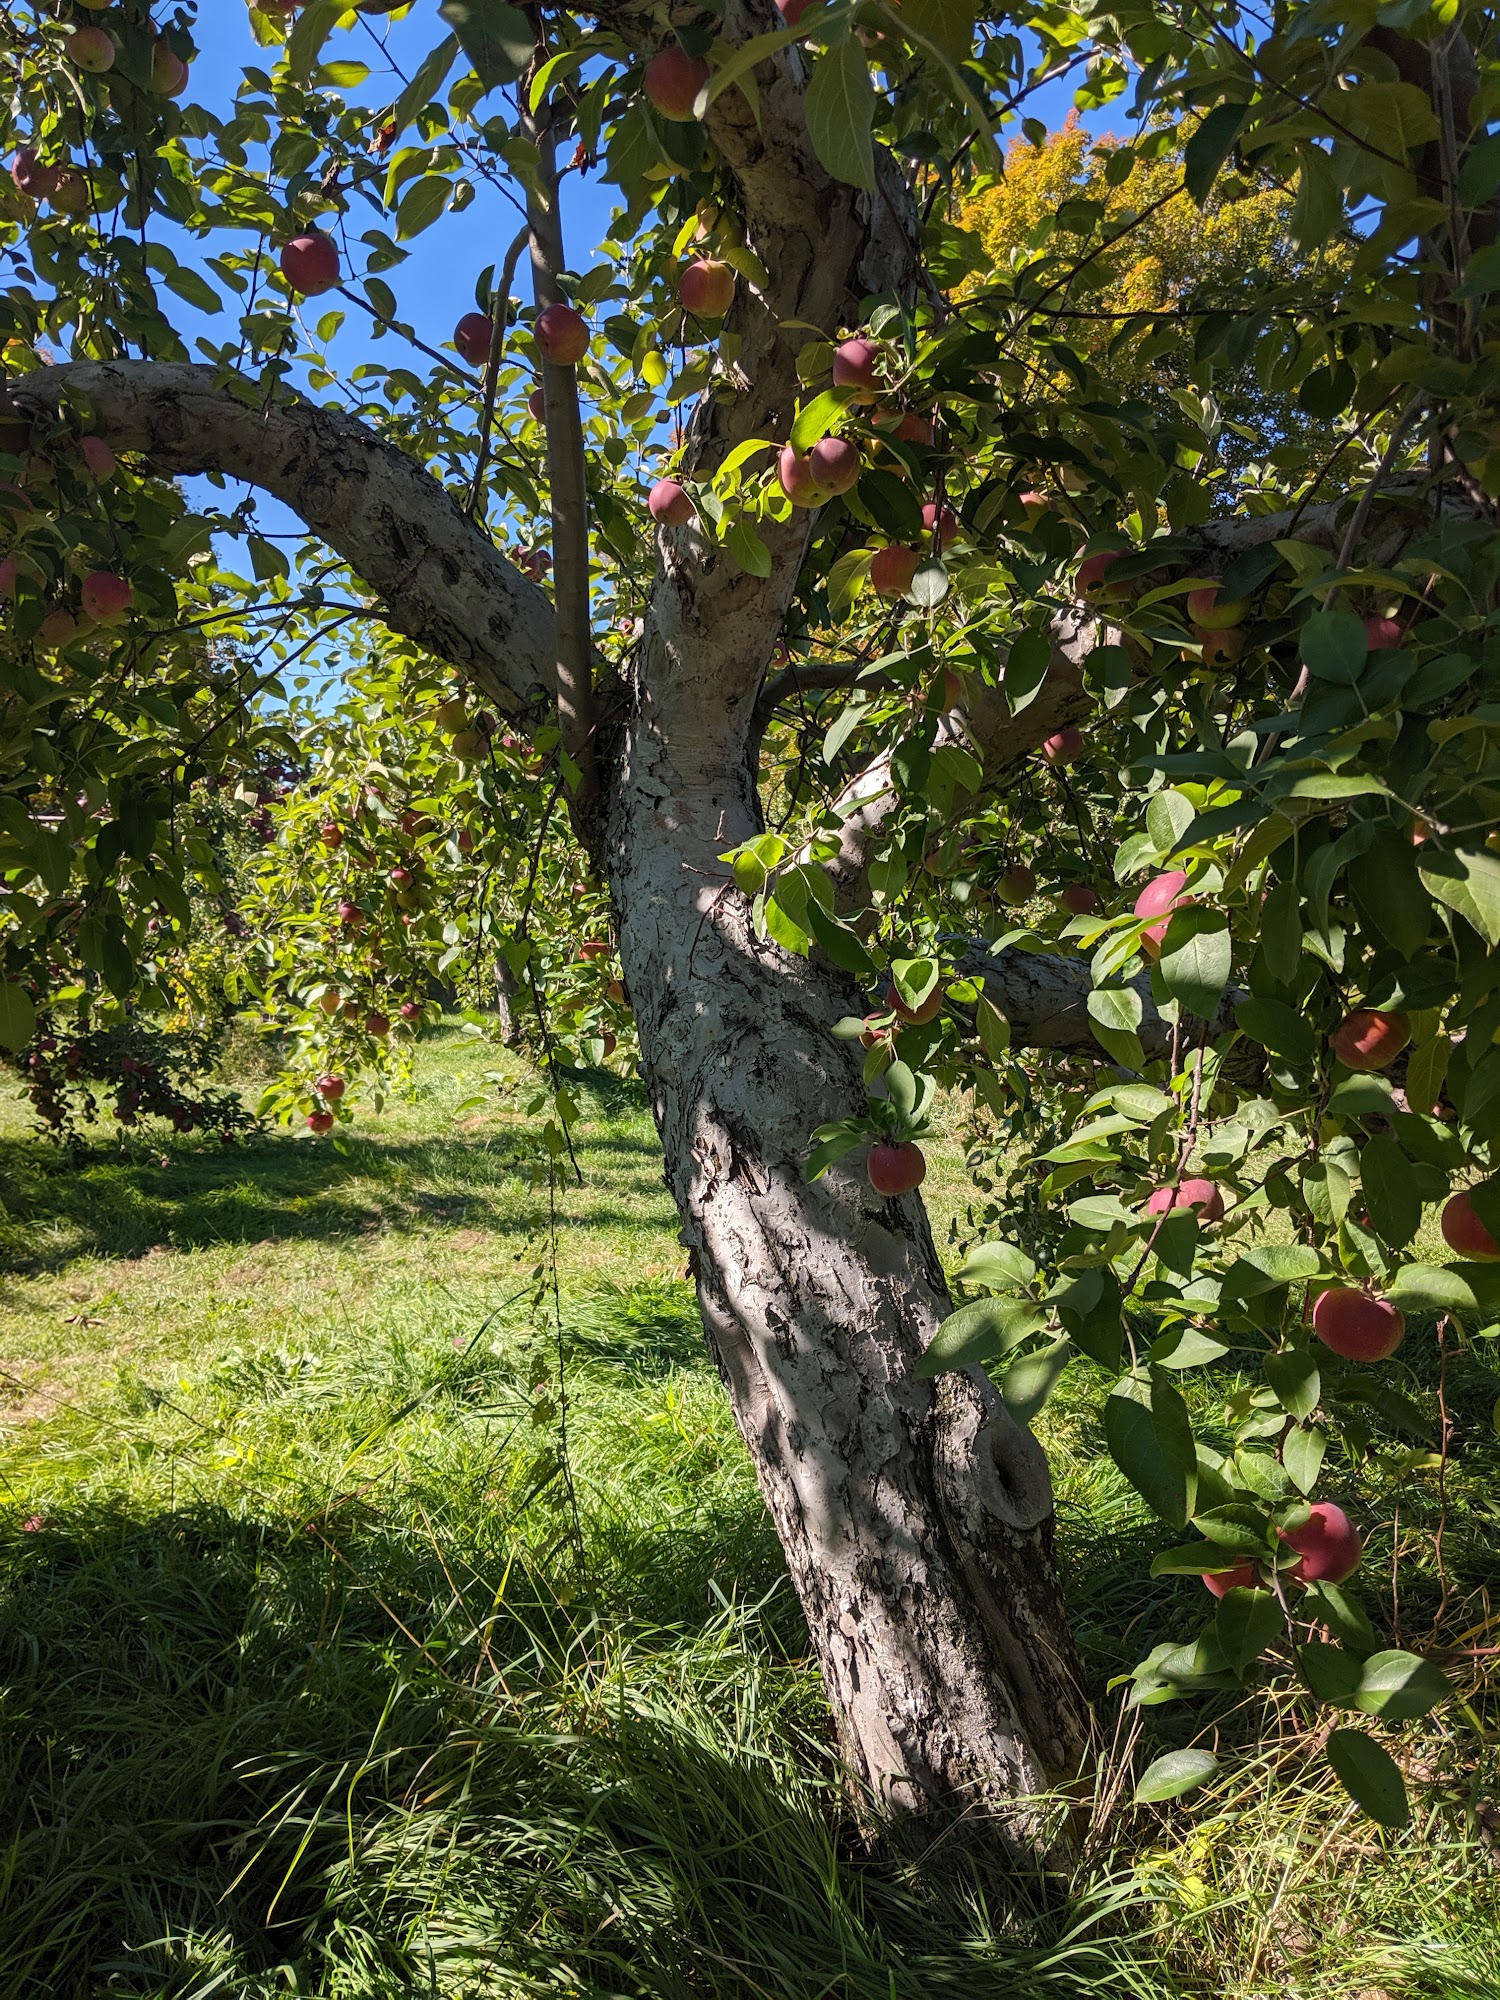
[174, 10, 1107, 562]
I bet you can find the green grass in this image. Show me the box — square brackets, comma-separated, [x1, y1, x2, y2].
[0, 1030, 1496, 1998]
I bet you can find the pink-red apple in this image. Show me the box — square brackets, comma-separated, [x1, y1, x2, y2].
[922, 500, 958, 550]
[365, 1010, 390, 1037]
[81, 570, 131, 623]
[870, 545, 920, 597]
[1441, 1189, 1500, 1260]
[1311, 1286, 1405, 1361]
[454, 312, 492, 365]
[869, 1140, 926, 1195]
[1203, 1558, 1260, 1597]
[777, 445, 826, 508]
[527, 386, 546, 422]
[1145, 1177, 1225, 1223]
[809, 436, 860, 495]
[643, 46, 709, 120]
[1365, 615, 1403, 650]
[307, 1110, 335, 1135]
[1134, 869, 1193, 957]
[832, 337, 882, 400]
[80, 435, 115, 479]
[1059, 883, 1097, 916]
[648, 477, 694, 526]
[69, 25, 116, 71]
[280, 230, 340, 296]
[679, 257, 735, 317]
[1279, 1501, 1361, 1584]
[1330, 1008, 1410, 1071]
[1040, 725, 1083, 765]
[535, 303, 589, 365]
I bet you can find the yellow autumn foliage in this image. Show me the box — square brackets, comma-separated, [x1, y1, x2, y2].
[958, 115, 1306, 384]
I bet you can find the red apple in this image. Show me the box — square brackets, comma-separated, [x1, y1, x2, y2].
[922, 500, 959, 551]
[80, 435, 116, 479]
[1330, 1008, 1410, 1071]
[1311, 1286, 1405, 1361]
[605, 978, 625, 1002]
[316, 1073, 345, 1101]
[1059, 884, 1097, 916]
[280, 230, 340, 296]
[527, 386, 546, 422]
[870, 544, 920, 597]
[454, 312, 492, 365]
[1196, 626, 1245, 665]
[1144, 1177, 1225, 1223]
[1040, 725, 1083, 765]
[776, 0, 817, 22]
[1203, 1558, 1260, 1597]
[679, 257, 735, 318]
[1186, 585, 1247, 630]
[997, 863, 1037, 902]
[319, 822, 342, 848]
[1279, 1501, 1361, 1584]
[12, 149, 61, 200]
[365, 1011, 390, 1037]
[0, 557, 16, 596]
[337, 900, 363, 928]
[643, 46, 709, 121]
[777, 445, 826, 508]
[535, 303, 589, 366]
[832, 337, 882, 400]
[1075, 550, 1128, 601]
[150, 41, 189, 95]
[1134, 869, 1193, 958]
[81, 570, 132, 623]
[69, 25, 116, 71]
[307, 1110, 335, 1135]
[868, 1140, 926, 1195]
[809, 436, 860, 495]
[39, 609, 76, 647]
[1441, 1189, 1500, 1260]
[317, 990, 342, 1016]
[648, 477, 694, 526]
[398, 1000, 421, 1022]
[1365, 615, 1403, 650]
[885, 980, 941, 1026]
[893, 413, 933, 445]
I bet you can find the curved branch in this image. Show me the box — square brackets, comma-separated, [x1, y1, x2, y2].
[14, 360, 558, 719]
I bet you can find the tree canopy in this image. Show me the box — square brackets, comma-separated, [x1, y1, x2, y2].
[0, 0, 1498, 1835]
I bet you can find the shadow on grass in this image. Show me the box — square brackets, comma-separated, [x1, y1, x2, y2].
[0, 1119, 673, 1277]
[0, 1497, 1144, 2000]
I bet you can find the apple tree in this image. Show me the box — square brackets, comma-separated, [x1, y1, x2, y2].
[0, 0, 1497, 1852]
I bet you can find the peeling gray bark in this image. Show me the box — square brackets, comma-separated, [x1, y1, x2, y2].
[14, 361, 556, 721]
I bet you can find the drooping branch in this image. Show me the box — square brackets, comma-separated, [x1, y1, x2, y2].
[14, 361, 558, 719]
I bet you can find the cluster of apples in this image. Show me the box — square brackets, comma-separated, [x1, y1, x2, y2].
[1203, 1501, 1364, 1595]
[0, 426, 135, 646]
[32, 4, 191, 94]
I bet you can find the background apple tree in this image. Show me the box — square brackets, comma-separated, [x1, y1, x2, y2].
[0, 0, 1496, 1842]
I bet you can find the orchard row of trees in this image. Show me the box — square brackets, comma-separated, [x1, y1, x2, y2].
[0, 0, 1497, 1852]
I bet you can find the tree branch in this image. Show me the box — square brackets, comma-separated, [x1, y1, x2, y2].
[521, 89, 599, 819]
[13, 360, 557, 720]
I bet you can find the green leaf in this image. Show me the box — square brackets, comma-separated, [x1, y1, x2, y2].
[910, 561, 949, 609]
[1325, 1729, 1410, 1827]
[898, 0, 976, 62]
[1184, 100, 1251, 204]
[1420, 849, 1500, 947]
[1351, 832, 1431, 958]
[1283, 1422, 1327, 1494]
[1265, 1346, 1321, 1420]
[438, 0, 533, 87]
[1260, 880, 1302, 984]
[396, 173, 453, 239]
[725, 515, 772, 577]
[1146, 788, 1195, 856]
[1215, 1586, 1281, 1675]
[1134, 1747, 1219, 1804]
[1158, 906, 1231, 1019]
[1301, 1640, 1364, 1702]
[1105, 1371, 1197, 1527]
[1088, 983, 1146, 1067]
[1388, 1262, 1477, 1315]
[1236, 996, 1317, 1066]
[1004, 628, 1050, 713]
[916, 1297, 1048, 1377]
[1353, 1649, 1451, 1721]
[804, 42, 876, 192]
[1223, 1245, 1323, 1297]
[0, 981, 35, 1051]
[957, 1241, 1036, 1289]
[1300, 610, 1368, 685]
[806, 901, 878, 979]
[1361, 1135, 1422, 1248]
[999, 1335, 1070, 1423]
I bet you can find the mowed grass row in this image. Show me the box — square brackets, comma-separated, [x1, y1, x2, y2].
[0, 1030, 1497, 1999]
